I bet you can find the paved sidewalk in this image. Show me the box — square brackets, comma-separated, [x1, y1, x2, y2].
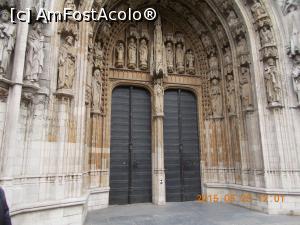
[84, 202, 300, 225]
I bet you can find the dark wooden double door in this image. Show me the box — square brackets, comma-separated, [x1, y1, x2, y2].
[110, 87, 201, 205]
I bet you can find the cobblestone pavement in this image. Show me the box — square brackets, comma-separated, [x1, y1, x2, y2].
[84, 202, 300, 225]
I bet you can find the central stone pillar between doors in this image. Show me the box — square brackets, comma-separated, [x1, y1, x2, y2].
[152, 78, 166, 205]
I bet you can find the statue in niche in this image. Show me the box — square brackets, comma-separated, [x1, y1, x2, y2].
[209, 53, 218, 69]
[240, 66, 253, 110]
[58, 35, 76, 90]
[186, 49, 195, 75]
[224, 46, 232, 65]
[139, 38, 148, 70]
[227, 10, 239, 27]
[166, 42, 174, 73]
[201, 34, 212, 49]
[237, 36, 248, 54]
[264, 58, 281, 104]
[285, 3, 300, 56]
[0, 9, 16, 76]
[127, 37, 137, 69]
[92, 69, 103, 112]
[64, 0, 76, 10]
[250, 0, 266, 19]
[260, 26, 274, 46]
[216, 25, 225, 41]
[226, 74, 236, 114]
[210, 78, 223, 117]
[94, 40, 104, 69]
[154, 79, 164, 116]
[24, 23, 44, 86]
[115, 41, 124, 68]
[292, 54, 300, 105]
[176, 42, 185, 74]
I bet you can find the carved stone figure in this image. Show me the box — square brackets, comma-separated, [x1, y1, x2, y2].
[264, 58, 281, 105]
[292, 55, 300, 105]
[176, 42, 185, 74]
[0, 9, 16, 76]
[186, 49, 195, 75]
[216, 25, 225, 41]
[260, 26, 274, 46]
[209, 53, 218, 69]
[115, 42, 124, 68]
[227, 10, 239, 27]
[166, 42, 174, 73]
[240, 66, 253, 110]
[58, 35, 76, 90]
[226, 74, 236, 114]
[24, 23, 44, 86]
[128, 37, 137, 69]
[201, 33, 212, 49]
[139, 38, 148, 70]
[64, 0, 76, 10]
[92, 69, 103, 112]
[154, 80, 164, 116]
[251, 0, 266, 19]
[94, 40, 104, 70]
[224, 46, 232, 65]
[237, 36, 248, 55]
[211, 78, 223, 117]
[285, 2, 300, 56]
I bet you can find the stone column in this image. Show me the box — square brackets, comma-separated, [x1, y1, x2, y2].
[1, 9, 29, 179]
[152, 79, 166, 205]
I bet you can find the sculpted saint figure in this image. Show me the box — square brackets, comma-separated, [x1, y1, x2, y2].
[209, 53, 218, 69]
[226, 74, 236, 114]
[264, 58, 281, 104]
[186, 49, 195, 74]
[24, 23, 44, 86]
[201, 34, 212, 49]
[115, 42, 124, 68]
[139, 39, 148, 70]
[292, 55, 300, 105]
[64, 0, 76, 10]
[58, 36, 76, 90]
[128, 37, 137, 69]
[154, 81, 164, 115]
[92, 69, 103, 111]
[0, 10, 16, 76]
[211, 78, 223, 117]
[237, 36, 248, 54]
[166, 42, 174, 73]
[176, 42, 185, 74]
[260, 26, 274, 46]
[251, 0, 266, 19]
[227, 10, 239, 27]
[94, 41, 104, 69]
[240, 66, 253, 109]
[224, 47, 232, 65]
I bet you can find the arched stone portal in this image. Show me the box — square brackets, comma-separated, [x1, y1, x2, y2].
[0, 0, 299, 225]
